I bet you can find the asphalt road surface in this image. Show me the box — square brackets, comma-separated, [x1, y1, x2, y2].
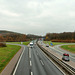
[13, 44, 65, 75]
[49, 44, 75, 62]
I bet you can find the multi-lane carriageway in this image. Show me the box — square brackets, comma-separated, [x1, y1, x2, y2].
[13, 44, 65, 75]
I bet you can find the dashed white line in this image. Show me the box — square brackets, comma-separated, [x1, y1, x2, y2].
[30, 61, 32, 66]
[40, 60, 44, 65]
[31, 72, 33, 75]
[13, 47, 25, 75]
[29, 48, 31, 58]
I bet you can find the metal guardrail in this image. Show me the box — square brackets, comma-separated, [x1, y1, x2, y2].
[62, 61, 75, 72]
[37, 43, 75, 75]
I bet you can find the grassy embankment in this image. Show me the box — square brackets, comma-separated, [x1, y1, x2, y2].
[0, 41, 30, 73]
[7, 42, 21, 44]
[0, 45, 21, 73]
[23, 42, 30, 45]
[7, 41, 30, 45]
[61, 45, 75, 53]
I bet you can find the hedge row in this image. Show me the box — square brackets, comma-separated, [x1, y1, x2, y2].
[0, 43, 7, 47]
[51, 40, 75, 43]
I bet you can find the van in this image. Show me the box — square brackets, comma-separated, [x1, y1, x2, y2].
[30, 42, 33, 48]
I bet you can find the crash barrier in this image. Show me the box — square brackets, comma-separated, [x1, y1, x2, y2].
[37, 42, 75, 75]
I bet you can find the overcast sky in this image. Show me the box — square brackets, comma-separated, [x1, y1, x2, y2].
[0, 0, 75, 35]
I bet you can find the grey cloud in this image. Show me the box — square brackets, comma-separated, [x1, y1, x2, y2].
[0, 0, 75, 35]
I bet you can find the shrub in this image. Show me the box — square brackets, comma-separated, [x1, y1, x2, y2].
[51, 40, 75, 43]
[0, 42, 7, 47]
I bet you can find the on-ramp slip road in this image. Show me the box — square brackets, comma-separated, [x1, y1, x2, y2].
[40, 41, 75, 62]
[13, 44, 65, 75]
[49, 44, 75, 62]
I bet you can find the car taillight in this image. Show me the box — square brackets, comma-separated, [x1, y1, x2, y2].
[63, 53, 69, 56]
[63, 54, 67, 56]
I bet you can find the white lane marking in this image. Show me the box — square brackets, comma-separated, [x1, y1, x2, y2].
[30, 61, 32, 66]
[29, 48, 31, 58]
[13, 47, 25, 75]
[40, 60, 44, 65]
[31, 72, 33, 75]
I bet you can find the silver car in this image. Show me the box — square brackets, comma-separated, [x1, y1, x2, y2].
[62, 53, 70, 61]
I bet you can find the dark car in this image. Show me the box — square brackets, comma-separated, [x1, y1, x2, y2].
[62, 53, 70, 61]
[46, 44, 49, 47]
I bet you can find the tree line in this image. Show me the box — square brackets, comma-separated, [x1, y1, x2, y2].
[45, 32, 75, 42]
[0, 31, 42, 42]
[0, 33, 28, 42]
[0, 30, 75, 43]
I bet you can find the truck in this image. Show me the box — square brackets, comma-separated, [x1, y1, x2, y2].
[30, 42, 33, 48]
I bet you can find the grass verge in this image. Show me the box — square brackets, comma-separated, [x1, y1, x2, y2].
[23, 41, 30, 45]
[6, 42, 21, 44]
[61, 45, 75, 53]
[7, 41, 30, 45]
[0, 45, 21, 73]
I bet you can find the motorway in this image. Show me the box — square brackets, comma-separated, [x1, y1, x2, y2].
[40, 41, 75, 62]
[13, 44, 65, 75]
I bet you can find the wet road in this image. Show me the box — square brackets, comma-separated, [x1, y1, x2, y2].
[13, 44, 64, 75]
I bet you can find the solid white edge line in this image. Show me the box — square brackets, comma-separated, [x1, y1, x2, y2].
[13, 47, 25, 75]
[41, 49, 66, 75]
[31, 72, 33, 75]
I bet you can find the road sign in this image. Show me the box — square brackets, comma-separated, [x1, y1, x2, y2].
[50, 43, 53, 46]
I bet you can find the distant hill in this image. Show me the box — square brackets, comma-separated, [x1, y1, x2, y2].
[0, 30, 43, 42]
[0, 30, 22, 35]
[0, 30, 27, 42]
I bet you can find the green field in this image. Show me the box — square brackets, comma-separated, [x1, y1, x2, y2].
[23, 41, 30, 45]
[6, 42, 21, 44]
[61, 45, 75, 53]
[0, 45, 21, 73]
[7, 41, 30, 45]
[44, 41, 68, 46]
